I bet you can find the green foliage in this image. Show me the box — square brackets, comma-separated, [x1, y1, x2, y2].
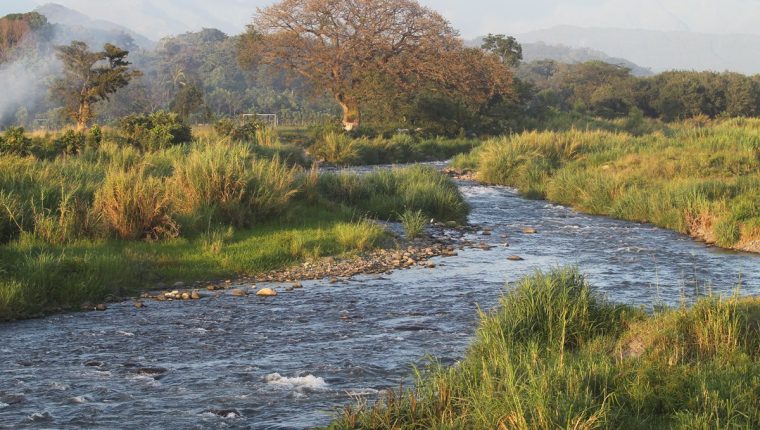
[171, 142, 300, 229]
[0, 127, 32, 155]
[318, 165, 469, 223]
[55, 130, 85, 155]
[331, 269, 760, 429]
[399, 209, 427, 239]
[309, 131, 360, 165]
[95, 167, 178, 240]
[119, 111, 193, 151]
[464, 120, 760, 250]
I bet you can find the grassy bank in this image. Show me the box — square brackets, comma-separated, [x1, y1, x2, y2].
[0, 141, 468, 320]
[331, 268, 760, 429]
[452, 118, 760, 252]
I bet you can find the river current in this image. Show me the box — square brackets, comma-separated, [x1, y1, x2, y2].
[1, 182, 759, 429]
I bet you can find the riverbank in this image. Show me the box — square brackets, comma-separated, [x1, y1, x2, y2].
[330, 268, 760, 429]
[0, 142, 469, 321]
[450, 118, 760, 254]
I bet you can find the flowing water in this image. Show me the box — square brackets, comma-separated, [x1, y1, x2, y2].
[2, 182, 759, 429]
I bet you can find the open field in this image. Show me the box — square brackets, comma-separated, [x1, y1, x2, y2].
[330, 268, 760, 429]
[452, 118, 760, 252]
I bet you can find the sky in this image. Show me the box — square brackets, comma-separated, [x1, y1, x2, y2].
[1, 0, 759, 40]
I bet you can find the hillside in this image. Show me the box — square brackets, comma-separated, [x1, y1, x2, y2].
[35, 3, 155, 49]
[519, 25, 760, 74]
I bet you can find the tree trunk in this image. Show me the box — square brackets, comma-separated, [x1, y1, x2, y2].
[76, 102, 91, 132]
[336, 94, 361, 131]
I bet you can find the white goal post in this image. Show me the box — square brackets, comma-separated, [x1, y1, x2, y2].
[240, 113, 278, 128]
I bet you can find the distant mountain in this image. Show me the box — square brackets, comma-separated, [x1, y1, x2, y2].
[35, 3, 155, 49]
[469, 37, 652, 77]
[518, 25, 760, 75]
[522, 42, 652, 76]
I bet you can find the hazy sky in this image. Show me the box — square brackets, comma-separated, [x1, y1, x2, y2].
[2, 0, 759, 40]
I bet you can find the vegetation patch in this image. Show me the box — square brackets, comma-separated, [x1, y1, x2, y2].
[454, 119, 760, 252]
[330, 268, 760, 429]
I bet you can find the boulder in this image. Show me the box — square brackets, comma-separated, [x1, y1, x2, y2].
[256, 288, 278, 297]
[230, 289, 249, 297]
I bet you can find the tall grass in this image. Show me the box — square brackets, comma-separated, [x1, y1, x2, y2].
[458, 119, 760, 251]
[0, 139, 468, 319]
[331, 268, 760, 429]
[171, 142, 300, 229]
[95, 167, 178, 240]
[318, 165, 470, 224]
[399, 209, 427, 239]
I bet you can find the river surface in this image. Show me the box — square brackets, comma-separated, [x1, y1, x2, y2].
[1, 182, 759, 429]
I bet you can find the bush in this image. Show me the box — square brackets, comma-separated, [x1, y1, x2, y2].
[309, 131, 360, 165]
[317, 165, 469, 223]
[171, 142, 300, 228]
[0, 127, 32, 155]
[119, 111, 193, 151]
[95, 167, 178, 240]
[55, 130, 85, 155]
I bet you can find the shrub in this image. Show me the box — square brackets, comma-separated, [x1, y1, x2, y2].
[309, 131, 360, 165]
[95, 167, 178, 240]
[0, 127, 32, 155]
[171, 143, 300, 228]
[399, 209, 427, 239]
[119, 111, 193, 151]
[55, 129, 85, 155]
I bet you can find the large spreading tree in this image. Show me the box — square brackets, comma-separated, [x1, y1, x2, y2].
[241, 0, 513, 130]
[52, 41, 141, 131]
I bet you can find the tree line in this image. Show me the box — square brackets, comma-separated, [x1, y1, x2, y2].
[1, 1, 760, 135]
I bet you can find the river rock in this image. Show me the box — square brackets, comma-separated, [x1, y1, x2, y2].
[204, 409, 241, 419]
[172, 281, 185, 288]
[507, 255, 525, 261]
[180, 292, 191, 300]
[95, 304, 107, 311]
[191, 290, 202, 300]
[522, 227, 538, 234]
[134, 301, 145, 309]
[292, 282, 303, 289]
[256, 288, 277, 297]
[230, 289, 248, 297]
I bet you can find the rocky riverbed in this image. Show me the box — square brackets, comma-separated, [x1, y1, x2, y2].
[128, 221, 506, 308]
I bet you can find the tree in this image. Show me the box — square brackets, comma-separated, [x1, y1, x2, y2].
[241, 0, 479, 130]
[51, 41, 141, 131]
[481, 34, 523, 68]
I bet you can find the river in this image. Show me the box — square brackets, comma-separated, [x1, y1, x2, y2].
[1, 181, 758, 429]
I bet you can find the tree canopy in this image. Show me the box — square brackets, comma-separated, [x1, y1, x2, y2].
[241, 0, 513, 130]
[51, 41, 142, 130]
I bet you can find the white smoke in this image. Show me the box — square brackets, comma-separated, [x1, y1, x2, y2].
[0, 51, 61, 127]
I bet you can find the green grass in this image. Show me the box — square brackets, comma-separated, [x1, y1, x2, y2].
[309, 132, 478, 166]
[0, 140, 468, 320]
[0, 205, 383, 320]
[399, 209, 428, 239]
[329, 268, 760, 429]
[453, 118, 760, 251]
